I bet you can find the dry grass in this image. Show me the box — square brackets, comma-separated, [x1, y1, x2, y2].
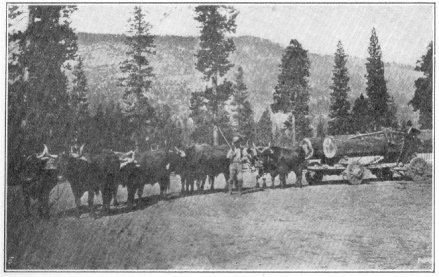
[6, 170, 432, 270]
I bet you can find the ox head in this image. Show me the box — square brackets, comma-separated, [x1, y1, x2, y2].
[166, 146, 187, 174]
[22, 144, 59, 182]
[70, 143, 86, 159]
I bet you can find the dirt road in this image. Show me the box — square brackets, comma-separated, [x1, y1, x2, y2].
[6, 172, 432, 270]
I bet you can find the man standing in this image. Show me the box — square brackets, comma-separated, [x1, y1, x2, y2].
[227, 136, 249, 195]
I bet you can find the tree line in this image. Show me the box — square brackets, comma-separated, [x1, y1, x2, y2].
[7, 5, 432, 184]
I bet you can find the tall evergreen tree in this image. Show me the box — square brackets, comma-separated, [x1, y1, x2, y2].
[230, 66, 255, 142]
[256, 108, 272, 145]
[351, 94, 371, 133]
[272, 39, 312, 141]
[328, 41, 351, 135]
[194, 5, 238, 145]
[409, 42, 432, 129]
[365, 28, 393, 129]
[8, 5, 27, 185]
[190, 81, 234, 144]
[14, 6, 78, 153]
[70, 56, 90, 143]
[119, 6, 155, 149]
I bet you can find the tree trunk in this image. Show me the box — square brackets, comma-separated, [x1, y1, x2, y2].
[212, 75, 219, 146]
[322, 135, 398, 160]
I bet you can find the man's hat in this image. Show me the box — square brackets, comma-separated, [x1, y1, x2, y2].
[232, 136, 241, 143]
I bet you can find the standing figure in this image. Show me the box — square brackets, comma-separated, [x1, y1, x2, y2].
[226, 136, 249, 195]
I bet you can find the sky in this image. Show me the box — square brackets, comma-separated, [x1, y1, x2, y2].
[13, 3, 434, 65]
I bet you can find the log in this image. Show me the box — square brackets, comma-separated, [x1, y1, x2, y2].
[322, 135, 400, 160]
[300, 137, 325, 159]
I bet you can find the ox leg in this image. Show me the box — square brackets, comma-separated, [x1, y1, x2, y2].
[201, 177, 204, 191]
[127, 185, 135, 210]
[101, 185, 112, 215]
[271, 174, 276, 188]
[180, 176, 186, 194]
[279, 173, 287, 188]
[190, 177, 194, 193]
[72, 187, 82, 218]
[38, 190, 50, 219]
[87, 190, 96, 218]
[209, 175, 215, 191]
[159, 178, 169, 199]
[112, 184, 119, 206]
[295, 167, 303, 188]
[195, 179, 200, 192]
[136, 185, 144, 206]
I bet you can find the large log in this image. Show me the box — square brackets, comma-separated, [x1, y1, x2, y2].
[321, 129, 408, 161]
[300, 137, 325, 159]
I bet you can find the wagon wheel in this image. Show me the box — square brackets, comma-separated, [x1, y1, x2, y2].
[305, 170, 323, 185]
[407, 157, 428, 181]
[345, 161, 365, 185]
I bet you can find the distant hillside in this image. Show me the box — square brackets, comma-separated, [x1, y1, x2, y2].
[77, 32, 421, 125]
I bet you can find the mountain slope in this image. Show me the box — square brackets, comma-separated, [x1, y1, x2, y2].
[77, 32, 421, 124]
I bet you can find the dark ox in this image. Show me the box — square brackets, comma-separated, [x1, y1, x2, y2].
[117, 147, 186, 208]
[58, 146, 120, 217]
[255, 144, 307, 188]
[20, 145, 59, 218]
[180, 144, 230, 194]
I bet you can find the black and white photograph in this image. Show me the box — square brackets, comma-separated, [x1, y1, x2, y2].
[4, 2, 434, 271]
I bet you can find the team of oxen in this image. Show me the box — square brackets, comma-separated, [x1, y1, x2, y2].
[18, 141, 308, 218]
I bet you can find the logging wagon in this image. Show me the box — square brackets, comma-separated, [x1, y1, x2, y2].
[300, 127, 429, 185]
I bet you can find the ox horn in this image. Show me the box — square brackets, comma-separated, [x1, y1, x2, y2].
[36, 144, 49, 158]
[79, 144, 85, 157]
[175, 146, 186, 157]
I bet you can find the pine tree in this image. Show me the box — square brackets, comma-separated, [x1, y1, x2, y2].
[119, 6, 155, 149]
[409, 42, 432, 129]
[386, 96, 399, 129]
[16, 6, 78, 152]
[194, 5, 238, 145]
[328, 41, 351, 135]
[256, 108, 272, 145]
[190, 81, 234, 144]
[70, 56, 90, 143]
[272, 39, 312, 141]
[351, 94, 371, 133]
[8, 5, 27, 185]
[365, 28, 393, 129]
[231, 66, 255, 142]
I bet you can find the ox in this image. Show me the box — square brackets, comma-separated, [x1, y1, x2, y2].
[58, 145, 120, 217]
[20, 145, 59, 218]
[255, 144, 307, 188]
[116, 147, 186, 208]
[180, 144, 230, 194]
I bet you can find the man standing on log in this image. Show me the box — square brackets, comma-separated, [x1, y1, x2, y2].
[227, 136, 249, 195]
